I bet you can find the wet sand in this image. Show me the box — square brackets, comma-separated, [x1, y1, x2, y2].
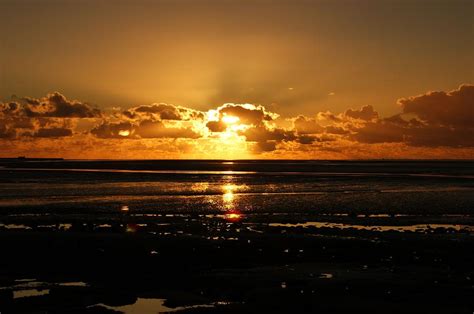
[0, 160, 473, 313]
[0, 212, 473, 313]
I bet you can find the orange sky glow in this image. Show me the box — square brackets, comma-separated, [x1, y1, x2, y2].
[0, 0, 472, 159]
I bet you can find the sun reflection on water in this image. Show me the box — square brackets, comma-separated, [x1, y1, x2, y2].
[222, 184, 237, 209]
[221, 183, 248, 211]
[224, 211, 243, 222]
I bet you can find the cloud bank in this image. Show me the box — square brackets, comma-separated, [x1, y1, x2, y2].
[1, 85, 473, 159]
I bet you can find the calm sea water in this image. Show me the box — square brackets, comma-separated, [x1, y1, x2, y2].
[0, 160, 473, 215]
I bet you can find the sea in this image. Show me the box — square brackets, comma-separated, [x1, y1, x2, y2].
[0, 160, 472, 217]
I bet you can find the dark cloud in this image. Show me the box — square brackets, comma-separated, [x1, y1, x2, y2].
[352, 118, 474, 148]
[325, 125, 349, 135]
[91, 120, 199, 139]
[253, 140, 277, 153]
[293, 115, 323, 134]
[351, 85, 474, 148]
[317, 111, 342, 123]
[407, 126, 474, 147]
[344, 105, 378, 121]
[11, 118, 35, 129]
[383, 114, 410, 126]
[134, 104, 181, 119]
[398, 84, 473, 128]
[0, 120, 15, 138]
[297, 135, 317, 144]
[0, 102, 21, 115]
[218, 104, 274, 125]
[135, 120, 200, 139]
[241, 126, 296, 143]
[351, 121, 404, 144]
[93, 102, 203, 140]
[239, 125, 298, 151]
[206, 120, 227, 132]
[0, 92, 100, 140]
[33, 127, 73, 138]
[122, 103, 204, 121]
[91, 121, 134, 139]
[21, 92, 101, 118]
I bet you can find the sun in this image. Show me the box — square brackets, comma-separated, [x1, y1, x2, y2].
[118, 130, 130, 137]
[221, 114, 240, 125]
[205, 110, 252, 158]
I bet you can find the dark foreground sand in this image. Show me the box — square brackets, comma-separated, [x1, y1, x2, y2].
[0, 213, 473, 313]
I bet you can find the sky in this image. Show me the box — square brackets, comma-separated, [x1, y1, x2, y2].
[0, 0, 473, 159]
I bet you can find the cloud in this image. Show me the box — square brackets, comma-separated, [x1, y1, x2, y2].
[351, 85, 474, 148]
[351, 121, 404, 144]
[398, 84, 473, 128]
[203, 103, 303, 151]
[218, 104, 276, 125]
[1, 85, 473, 158]
[241, 125, 296, 143]
[0, 92, 99, 139]
[0, 95, 84, 139]
[406, 125, 474, 147]
[325, 125, 349, 135]
[253, 140, 277, 153]
[296, 135, 317, 144]
[90, 121, 134, 139]
[0, 120, 15, 138]
[242, 124, 304, 152]
[122, 103, 204, 121]
[33, 127, 73, 138]
[19, 92, 101, 118]
[293, 115, 323, 134]
[351, 117, 474, 148]
[205, 103, 302, 151]
[92, 102, 205, 139]
[134, 120, 200, 139]
[91, 120, 200, 139]
[206, 120, 227, 132]
[205, 103, 278, 132]
[316, 111, 342, 123]
[344, 105, 378, 121]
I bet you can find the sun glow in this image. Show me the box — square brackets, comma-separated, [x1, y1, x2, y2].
[210, 135, 250, 159]
[221, 115, 240, 124]
[118, 130, 130, 137]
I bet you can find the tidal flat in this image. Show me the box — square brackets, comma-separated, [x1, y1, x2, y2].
[0, 160, 473, 313]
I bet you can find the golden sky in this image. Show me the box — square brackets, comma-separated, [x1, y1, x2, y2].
[0, 0, 473, 159]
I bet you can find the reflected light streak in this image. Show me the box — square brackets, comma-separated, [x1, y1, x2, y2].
[223, 190, 234, 203]
[224, 211, 243, 222]
[222, 183, 237, 210]
[221, 183, 248, 210]
[126, 223, 138, 233]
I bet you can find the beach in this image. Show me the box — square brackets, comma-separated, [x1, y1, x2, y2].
[0, 160, 473, 313]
